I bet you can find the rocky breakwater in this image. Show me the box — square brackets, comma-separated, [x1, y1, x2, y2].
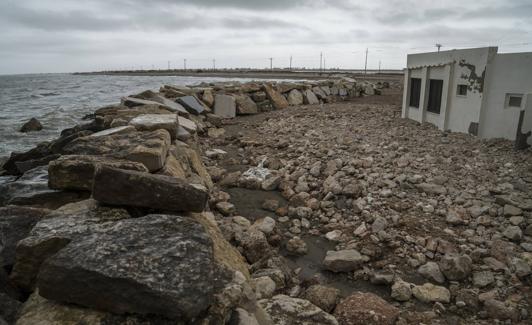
[0, 78, 383, 324]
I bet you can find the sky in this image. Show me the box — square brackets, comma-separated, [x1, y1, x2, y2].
[0, 0, 531, 74]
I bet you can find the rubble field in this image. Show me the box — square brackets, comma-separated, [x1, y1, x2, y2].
[202, 91, 532, 324]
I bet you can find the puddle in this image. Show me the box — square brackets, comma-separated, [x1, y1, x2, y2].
[225, 187, 287, 222]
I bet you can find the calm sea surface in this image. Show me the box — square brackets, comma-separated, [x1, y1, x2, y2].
[0, 73, 270, 159]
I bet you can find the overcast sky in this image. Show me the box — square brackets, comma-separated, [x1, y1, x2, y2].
[0, 0, 531, 74]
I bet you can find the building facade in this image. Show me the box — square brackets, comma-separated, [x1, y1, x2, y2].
[401, 47, 532, 149]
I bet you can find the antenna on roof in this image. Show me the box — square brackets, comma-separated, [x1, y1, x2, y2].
[436, 44, 443, 52]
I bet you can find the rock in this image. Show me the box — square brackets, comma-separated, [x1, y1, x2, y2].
[177, 96, 206, 115]
[323, 249, 369, 272]
[0, 292, 22, 324]
[48, 155, 148, 191]
[412, 283, 451, 303]
[303, 89, 319, 105]
[2, 143, 53, 175]
[503, 204, 522, 216]
[92, 166, 208, 212]
[235, 229, 271, 263]
[214, 94, 237, 118]
[484, 299, 520, 322]
[235, 95, 258, 115]
[312, 87, 327, 99]
[253, 276, 276, 299]
[472, 271, 495, 287]
[202, 89, 214, 107]
[285, 237, 307, 255]
[391, 280, 412, 302]
[63, 129, 171, 172]
[178, 116, 198, 133]
[19, 118, 43, 132]
[371, 216, 388, 232]
[417, 183, 447, 195]
[133, 90, 189, 115]
[262, 175, 281, 191]
[334, 292, 399, 325]
[259, 294, 338, 325]
[230, 308, 260, 325]
[129, 114, 178, 139]
[10, 199, 131, 291]
[157, 154, 187, 179]
[263, 84, 288, 110]
[0, 206, 49, 268]
[262, 199, 279, 212]
[0, 166, 86, 209]
[325, 230, 342, 242]
[88, 125, 135, 138]
[287, 89, 303, 106]
[370, 272, 395, 285]
[418, 262, 445, 284]
[216, 201, 235, 216]
[439, 254, 472, 281]
[302, 285, 340, 312]
[36, 214, 242, 321]
[254, 217, 276, 234]
[446, 207, 469, 225]
[503, 225, 523, 241]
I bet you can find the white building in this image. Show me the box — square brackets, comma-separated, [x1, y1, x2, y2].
[401, 47, 532, 149]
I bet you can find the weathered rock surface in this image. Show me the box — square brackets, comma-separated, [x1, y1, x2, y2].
[412, 283, 451, 303]
[259, 294, 338, 325]
[0, 292, 21, 324]
[263, 84, 288, 110]
[48, 155, 148, 191]
[214, 94, 237, 118]
[235, 95, 258, 115]
[334, 292, 399, 325]
[0, 166, 85, 209]
[63, 129, 171, 172]
[302, 285, 340, 312]
[19, 118, 43, 133]
[287, 89, 304, 106]
[0, 206, 49, 268]
[177, 96, 206, 115]
[323, 249, 369, 272]
[129, 114, 178, 139]
[303, 89, 319, 105]
[36, 214, 233, 321]
[92, 166, 208, 212]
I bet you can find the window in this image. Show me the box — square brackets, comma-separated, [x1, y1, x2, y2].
[506, 93, 523, 108]
[427, 79, 443, 114]
[409, 78, 421, 108]
[457, 84, 468, 96]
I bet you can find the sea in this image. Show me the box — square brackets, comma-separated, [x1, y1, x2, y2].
[0, 73, 268, 160]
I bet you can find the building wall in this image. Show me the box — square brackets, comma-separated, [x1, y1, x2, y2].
[479, 52, 532, 144]
[402, 47, 497, 133]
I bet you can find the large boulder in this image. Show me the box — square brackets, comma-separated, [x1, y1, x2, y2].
[214, 95, 237, 118]
[302, 285, 340, 312]
[287, 89, 303, 106]
[323, 249, 369, 272]
[0, 206, 49, 269]
[411, 283, 451, 303]
[48, 155, 148, 191]
[303, 89, 319, 105]
[129, 114, 179, 139]
[438, 254, 473, 281]
[334, 292, 399, 325]
[131, 90, 189, 116]
[62, 129, 171, 172]
[0, 166, 86, 209]
[177, 96, 206, 115]
[235, 95, 258, 115]
[259, 294, 338, 325]
[36, 214, 243, 321]
[10, 200, 131, 292]
[19, 118, 43, 133]
[92, 166, 208, 212]
[263, 84, 288, 110]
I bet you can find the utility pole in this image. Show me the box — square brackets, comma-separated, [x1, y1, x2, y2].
[167, 61, 170, 70]
[378, 60, 381, 73]
[183, 59, 187, 71]
[289, 55, 293, 70]
[364, 48, 368, 75]
[436, 43, 442, 52]
[213, 59, 216, 71]
[319, 52, 323, 72]
[269, 57, 273, 71]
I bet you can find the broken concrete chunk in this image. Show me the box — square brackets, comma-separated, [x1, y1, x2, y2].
[263, 84, 288, 110]
[177, 96, 206, 115]
[129, 114, 179, 139]
[214, 94, 237, 118]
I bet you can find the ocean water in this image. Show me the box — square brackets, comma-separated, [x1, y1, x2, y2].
[0, 73, 269, 159]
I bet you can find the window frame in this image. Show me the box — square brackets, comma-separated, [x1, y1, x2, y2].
[427, 79, 444, 114]
[505, 93, 523, 109]
[457, 84, 468, 97]
[409, 77, 422, 108]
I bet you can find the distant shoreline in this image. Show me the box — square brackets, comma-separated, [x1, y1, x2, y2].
[74, 69, 404, 81]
